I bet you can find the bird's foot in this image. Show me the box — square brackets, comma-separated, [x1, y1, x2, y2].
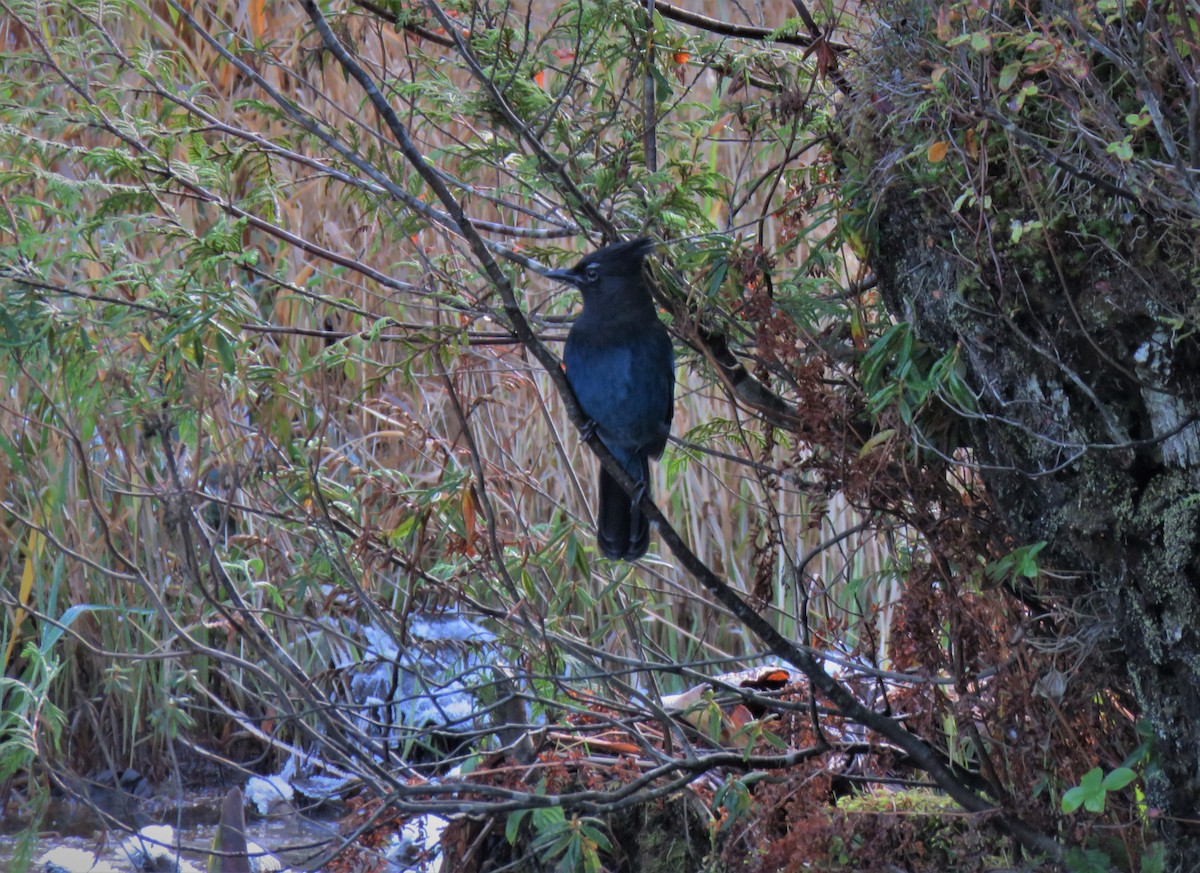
[579, 418, 598, 442]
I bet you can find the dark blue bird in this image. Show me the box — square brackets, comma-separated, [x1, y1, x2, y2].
[547, 238, 675, 561]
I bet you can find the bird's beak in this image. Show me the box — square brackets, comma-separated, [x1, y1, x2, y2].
[544, 268, 580, 286]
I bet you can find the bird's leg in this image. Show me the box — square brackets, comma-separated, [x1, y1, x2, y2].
[630, 479, 647, 506]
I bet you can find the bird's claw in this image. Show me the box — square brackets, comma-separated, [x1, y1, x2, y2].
[579, 418, 598, 442]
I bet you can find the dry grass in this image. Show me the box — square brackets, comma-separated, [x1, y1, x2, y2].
[0, 0, 893, 812]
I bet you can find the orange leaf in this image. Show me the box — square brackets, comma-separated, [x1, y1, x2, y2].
[927, 140, 950, 162]
[935, 4, 952, 41]
[3, 529, 41, 672]
[814, 41, 837, 79]
[965, 128, 978, 159]
[462, 487, 477, 554]
[249, 0, 266, 39]
[706, 112, 735, 137]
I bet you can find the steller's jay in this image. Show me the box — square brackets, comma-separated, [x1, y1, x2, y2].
[547, 238, 675, 561]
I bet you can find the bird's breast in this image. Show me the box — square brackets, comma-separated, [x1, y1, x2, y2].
[564, 322, 672, 453]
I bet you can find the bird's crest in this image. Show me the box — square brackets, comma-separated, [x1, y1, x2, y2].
[583, 237, 656, 267]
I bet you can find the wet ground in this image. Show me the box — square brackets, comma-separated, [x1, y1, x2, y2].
[0, 788, 343, 871]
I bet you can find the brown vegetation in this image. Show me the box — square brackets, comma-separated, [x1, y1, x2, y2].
[3, 0, 1192, 869]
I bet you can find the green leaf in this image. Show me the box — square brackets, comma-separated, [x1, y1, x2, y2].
[531, 805, 565, 832]
[1106, 138, 1134, 162]
[1061, 785, 1088, 814]
[1063, 767, 1104, 814]
[858, 428, 897, 458]
[1065, 847, 1116, 873]
[505, 808, 530, 844]
[1102, 766, 1137, 791]
[1012, 541, 1046, 578]
[705, 258, 728, 298]
[998, 61, 1022, 91]
[1141, 842, 1166, 873]
[651, 65, 673, 103]
[214, 331, 236, 373]
[579, 822, 612, 852]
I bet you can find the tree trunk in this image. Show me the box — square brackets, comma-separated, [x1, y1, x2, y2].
[866, 179, 1200, 863]
[845, 5, 1200, 862]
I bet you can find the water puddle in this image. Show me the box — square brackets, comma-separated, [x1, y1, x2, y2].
[1, 788, 344, 871]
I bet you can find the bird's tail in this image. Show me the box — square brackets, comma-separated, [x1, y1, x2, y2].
[596, 457, 650, 561]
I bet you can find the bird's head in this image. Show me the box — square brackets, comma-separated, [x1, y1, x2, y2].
[544, 237, 657, 291]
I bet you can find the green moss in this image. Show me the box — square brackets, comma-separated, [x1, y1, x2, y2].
[835, 787, 959, 815]
[828, 789, 1001, 870]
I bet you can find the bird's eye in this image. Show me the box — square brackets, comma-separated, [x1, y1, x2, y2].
[584, 263, 600, 282]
